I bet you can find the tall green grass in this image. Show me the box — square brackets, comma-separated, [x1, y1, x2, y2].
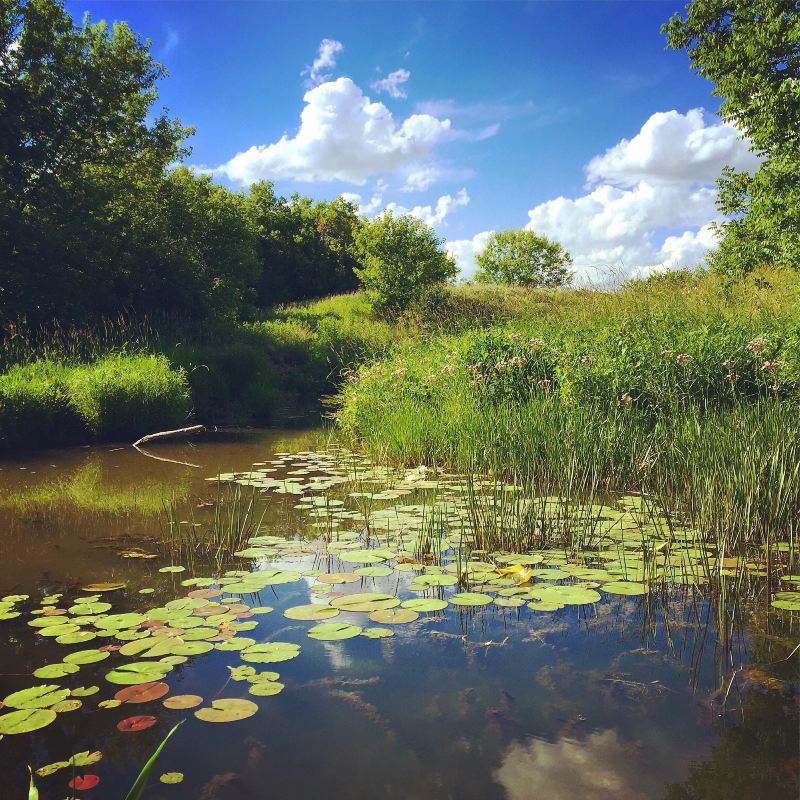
[0, 354, 190, 450]
[337, 268, 800, 551]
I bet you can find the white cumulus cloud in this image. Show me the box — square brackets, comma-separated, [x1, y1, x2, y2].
[445, 230, 494, 279]
[385, 188, 469, 227]
[302, 38, 344, 88]
[521, 109, 755, 281]
[371, 68, 411, 99]
[216, 77, 451, 186]
[586, 108, 759, 187]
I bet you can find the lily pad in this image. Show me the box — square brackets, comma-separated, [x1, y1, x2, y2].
[307, 622, 363, 640]
[248, 681, 285, 697]
[160, 772, 184, 784]
[330, 593, 400, 613]
[115, 682, 170, 703]
[361, 627, 395, 639]
[449, 592, 493, 607]
[3, 685, 70, 710]
[194, 698, 258, 723]
[0, 708, 57, 734]
[283, 604, 339, 621]
[163, 694, 203, 709]
[400, 598, 448, 612]
[369, 608, 418, 624]
[240, 642, 301, 663]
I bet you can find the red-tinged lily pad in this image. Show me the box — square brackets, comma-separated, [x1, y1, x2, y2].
[68, 774, 100, 791]
[114, 682, 170, 704]
[117, 715, 157, 732]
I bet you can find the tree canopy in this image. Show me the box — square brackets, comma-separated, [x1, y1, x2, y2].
[474, 229, 573, 288]
[663, 1, 800, 273]
[353, 212, 457, 316]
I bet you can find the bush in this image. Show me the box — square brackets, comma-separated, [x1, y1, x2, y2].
[353, 213, 457, 316]
[66, 353, 191, 440]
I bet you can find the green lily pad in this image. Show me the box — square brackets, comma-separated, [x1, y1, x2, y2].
[4, 684, 70, 709]
[33, 663, 80, 679]
[160, 772, 184, 784]
[368, 608, 418, 624]
[361, 627, 395, 639]
[330, 593, 400, 613]
[449, 592, 493, 607]
[105, 662, 171, 685]
[307, 622, 363, 640]
[63, 649, 110, 666]
[283, 604, 339, 621]
[0, 708, 57, 734]
[400, 598, 448, 612]
[194, 698, 258, 723]
[601, 581, 648, 596]
[240, 642, 301, 663]
[248, 681, 285, 697]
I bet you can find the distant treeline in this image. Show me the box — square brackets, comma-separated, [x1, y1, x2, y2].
[0, 0, 365, 326]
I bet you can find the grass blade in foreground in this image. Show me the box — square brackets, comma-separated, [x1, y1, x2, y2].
[123, 720, 184, 800]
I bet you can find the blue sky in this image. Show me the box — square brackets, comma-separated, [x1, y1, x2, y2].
[66, 1, 757, 280]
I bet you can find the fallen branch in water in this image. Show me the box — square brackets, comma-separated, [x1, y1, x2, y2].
[132, 424, 205, 448]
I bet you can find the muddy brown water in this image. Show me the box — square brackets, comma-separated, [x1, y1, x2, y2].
[0, 428, 797, 800]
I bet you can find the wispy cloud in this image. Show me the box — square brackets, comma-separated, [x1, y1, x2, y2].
[302, 39, 344, 88]
[162, 26, 179, 56]
[371, 68, 411, 99]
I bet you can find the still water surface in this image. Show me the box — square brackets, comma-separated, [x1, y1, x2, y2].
[0, 429, 797, 800]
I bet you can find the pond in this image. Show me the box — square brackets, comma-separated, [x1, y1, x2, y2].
[0, 428, 797, 800]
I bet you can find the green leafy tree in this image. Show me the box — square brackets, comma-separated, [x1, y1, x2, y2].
[0, 0, 192, 323]
[247, 183, 360, 306]
[663, 2, 800, 273]
[352, 212, 457, 315]
[474, 229, 573, 287]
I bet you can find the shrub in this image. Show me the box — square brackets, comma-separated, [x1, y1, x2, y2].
[353, 213, 457, 316]
[66, 354, 191, 440]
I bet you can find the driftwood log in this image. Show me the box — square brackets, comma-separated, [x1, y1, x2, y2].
[132, 424, 205, 448]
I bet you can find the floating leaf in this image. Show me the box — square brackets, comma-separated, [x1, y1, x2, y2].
[159, 566, 186, 574]
[115, 682, 170, 704]
[240, 642, 300, 663]
[400, 598, 448, 612]
[106, 663, 171, 685]
[35, 761, 69, 777]
[81, 583, 125, 592]
[330, 593, 400, 613]
[160, 772, 184, 784]
[0, 708, 57, 735]
[194, 698, 258, 723]
[69, 751, 103, 767]
[283, 604, 339, 621]
[248, 681, 284, 697]
[369, 608, 418, 624]
[63, 649, 110, 666]
[68, 775, 100, 791]
[3, 685, 70, 710]
[51, 698, 82, 712]
[307, 622, 363, 640]
[449, 592, 493, 607]
[70, 686, 100, 698]
[117, 715, 157, 732]
[163, 695, 203, 710]
[361, 627, 395, 639]
[33, 663, 79, 680]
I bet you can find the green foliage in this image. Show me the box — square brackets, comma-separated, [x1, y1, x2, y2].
[663, 1, 800, 273]
[474, 229, 573, 287]
[353, 212, 457, 316]
[336, 270, 800, 540]
[0, 360, 82, 449]
[65, 353, 191, 439]
[247, 183, 360, 306]
[0, 354, 190, 449]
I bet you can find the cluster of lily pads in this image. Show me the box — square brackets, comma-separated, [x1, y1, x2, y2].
[2, 444, 797, 793]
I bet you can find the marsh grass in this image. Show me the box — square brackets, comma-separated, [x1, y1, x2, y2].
[164, 482, 266, 567]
